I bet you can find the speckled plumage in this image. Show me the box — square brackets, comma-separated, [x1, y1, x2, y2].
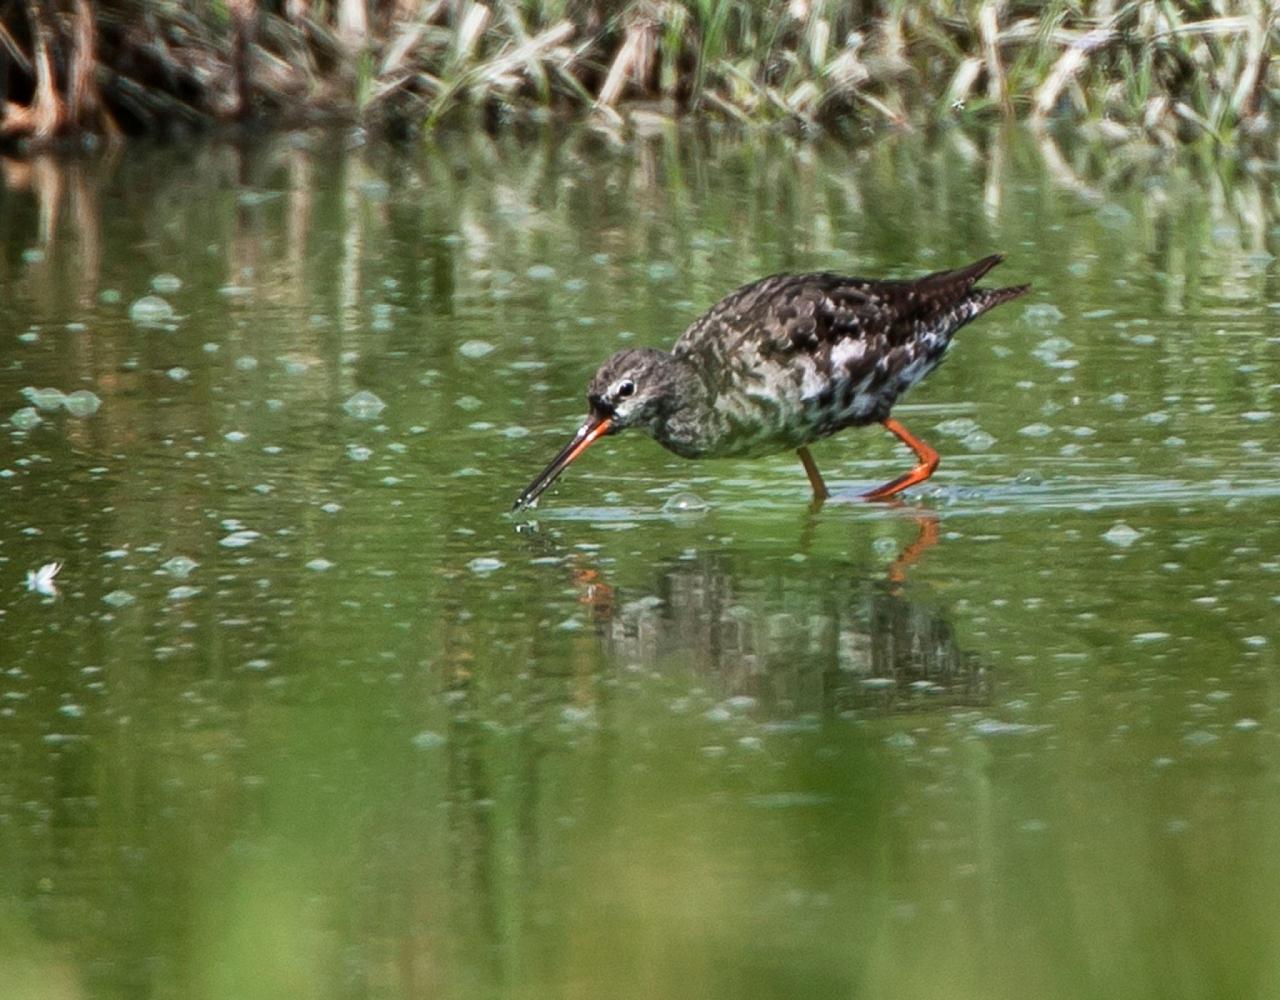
[514, 255, 1028, 510]
[662, 254, 1028, 457]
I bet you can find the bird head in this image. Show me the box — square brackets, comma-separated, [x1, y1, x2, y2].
[513, 348, 678, 510]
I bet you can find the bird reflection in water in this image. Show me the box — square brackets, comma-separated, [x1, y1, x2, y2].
[566, 507, 987, 716]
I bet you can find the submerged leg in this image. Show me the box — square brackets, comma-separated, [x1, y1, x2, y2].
[862, 418, 940, 501]
[797, 446, 831, 504]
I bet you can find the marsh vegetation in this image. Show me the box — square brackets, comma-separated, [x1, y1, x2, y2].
[1, 1, 1275, 149]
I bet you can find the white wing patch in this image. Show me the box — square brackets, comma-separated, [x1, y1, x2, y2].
[830, 338, 867, 371]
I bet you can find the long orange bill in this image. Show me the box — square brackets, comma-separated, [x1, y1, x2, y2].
[513, 413, 613, 511]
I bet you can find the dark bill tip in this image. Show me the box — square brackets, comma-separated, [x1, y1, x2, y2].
[512, 414, 613, 511]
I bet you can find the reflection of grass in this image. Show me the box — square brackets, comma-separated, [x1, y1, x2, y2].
[0, 2, 1274, 147]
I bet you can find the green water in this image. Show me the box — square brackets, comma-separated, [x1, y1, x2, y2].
[1, 129, 1278, 1000]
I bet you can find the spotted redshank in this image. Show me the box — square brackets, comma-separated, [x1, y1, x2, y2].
[514, 254, 1028, 509]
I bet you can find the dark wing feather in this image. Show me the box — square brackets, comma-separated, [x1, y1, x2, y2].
[673, 255, 1027, 383]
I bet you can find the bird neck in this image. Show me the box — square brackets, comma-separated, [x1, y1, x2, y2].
[650, 354, 715, 457]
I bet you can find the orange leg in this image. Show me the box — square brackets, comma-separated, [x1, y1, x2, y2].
[797, 446, 830, 504]
[862, 418, 940, 501]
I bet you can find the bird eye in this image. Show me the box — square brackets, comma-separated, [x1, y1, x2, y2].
[616, 380, 636, 398]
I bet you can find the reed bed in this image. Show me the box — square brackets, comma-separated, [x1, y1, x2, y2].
[0, 1, 1275, 149]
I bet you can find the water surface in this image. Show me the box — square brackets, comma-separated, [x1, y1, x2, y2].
[2, 129, 1279, 999]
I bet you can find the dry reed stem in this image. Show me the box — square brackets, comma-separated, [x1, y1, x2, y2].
[599, 17, 655, 107]
[1032, 27, 1115, 121]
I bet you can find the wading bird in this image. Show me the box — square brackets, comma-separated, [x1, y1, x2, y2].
[514, 255, 1027, 510]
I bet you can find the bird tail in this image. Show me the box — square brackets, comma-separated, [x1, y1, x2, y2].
[969, 281, 1031, 315]
[922, 254, 1030, 321]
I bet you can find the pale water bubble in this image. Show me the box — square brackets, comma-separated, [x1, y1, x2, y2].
[560, 705, 594, 725]
[872, 537, 901, 558]
[167, 585, 201, 601]
[455, 395, 483, 411]
[237, 189, 280, 207]
[224, 431, 247, 443]
[935, 417, 979, 438]
[102, 590, 136, 607]
[412, 731, 447, 750]
[63, 390, 102, 417]
[129, 295, 175, 326]
[24, 387, 65, 411]
[343, 390, 386, 419]
[1018, 423, 1053, 437]
[219, 530, 260, 549]
[662, 492, 710, 515]
[346, 444, 373, 462]
[1023, 303, 1064, 326]
[167, 367, 190, 381]
[467, 558, 504, 574]
[962, 430, 996, 451]
[162, 556, 198, 578]
[306, 558, 334, 572]
[1096, 203, 1133, 228]
[459, 340, 496, 359]
[151, 273, 182, 294]
[10, 407, 41, 430]
[972, 719, 1043, 736]
[234, 356, 259, 372]
[527, 264, 557, 281]
[1102, 523, 1141, 547]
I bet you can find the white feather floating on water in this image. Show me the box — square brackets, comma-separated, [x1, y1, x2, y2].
[26, 561, 62, 597]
